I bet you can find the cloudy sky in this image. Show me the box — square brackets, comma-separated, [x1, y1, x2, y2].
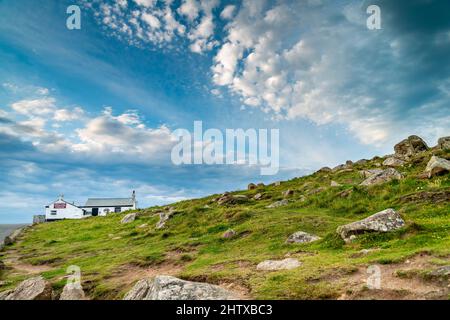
[1, 0, 449, 223]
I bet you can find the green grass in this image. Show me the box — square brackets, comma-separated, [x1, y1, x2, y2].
[0, 149, 449, 299]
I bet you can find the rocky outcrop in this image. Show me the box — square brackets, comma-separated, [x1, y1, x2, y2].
[4, 276, 52, 300]
[336, 209, 405, 243]
[437, 136, 450, 150]
[425, 156, 450, 178]
[360, 168, 403, 186]
[123, 279, 152, 300]
[156, 208, 177, 229]
[124, 276, 236, 300]
[399, 190, 450, 204]
[359, 169, 383, 179]
[121, 213, 136, 224]
[217, 193, 248, 206]
[394, 135, 429, 158]
[383, 157, 406, 167]
[256, 258, 301, 271]
[266, 199, 289, 208]
[316, 167, 332, 174]
[286, 231, 321, 244]
[282, 189, 294, 198]
[253, 193, 263, 200]
[3, 228, 24, 246]
[222, 229, 237, 239]
[60, 283, 87, 300]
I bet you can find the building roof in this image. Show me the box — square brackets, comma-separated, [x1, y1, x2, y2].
[83, 198, 134, 207]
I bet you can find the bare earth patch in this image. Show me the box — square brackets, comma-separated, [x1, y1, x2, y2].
[337, 253, 450, 300]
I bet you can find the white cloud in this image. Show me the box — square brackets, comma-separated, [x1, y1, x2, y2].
[220, 5, 236, 20]
[53, 107, 85, 122]
[11, 97, 57, 116]
[178, 0, 200, 21]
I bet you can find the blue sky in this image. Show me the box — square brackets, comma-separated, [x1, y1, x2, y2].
[0, 0, 449, 223]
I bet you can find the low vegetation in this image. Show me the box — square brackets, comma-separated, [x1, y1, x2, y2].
[0, 144, 449, 300]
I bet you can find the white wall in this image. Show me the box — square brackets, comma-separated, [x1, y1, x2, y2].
[86, 206, 134, 216]
[45, 200, 85, 220]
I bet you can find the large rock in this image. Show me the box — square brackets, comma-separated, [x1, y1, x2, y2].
[425, 156, 450, 178]
[3, 228, 24, 246]
[286, 231, 321, 244]
[123, 279, 152, 300]
[438, 136, 450, 150]
[360, 168, 403, 186]
[256, 258, 301, 271]
[124, 276, 236, 300]
[217, 193, 248, 206]
[121, 213, 136, 224]
[394, 135, 429, 158]
[266, 199, 289, 208]
[60, 283, 87, 300]
[156, 208, 177, 229]
[383, 157, 406, 167]
[4, 276, 52, 300]
[336, 209, 405, 242]
[359, 169, 383, 179]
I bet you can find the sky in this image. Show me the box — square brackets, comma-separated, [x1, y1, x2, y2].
[0, 0, 449, 223]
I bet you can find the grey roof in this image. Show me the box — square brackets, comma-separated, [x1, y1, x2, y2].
[83, 198, 134, 207]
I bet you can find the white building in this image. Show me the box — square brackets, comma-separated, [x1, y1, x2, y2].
[45, 196, 87, 221]
[45, 191, 137, 221]
[83, 191, 137, 217]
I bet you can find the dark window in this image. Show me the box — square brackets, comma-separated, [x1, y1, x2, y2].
[114, 207, 121, 213]
[50, 210, 57, 215]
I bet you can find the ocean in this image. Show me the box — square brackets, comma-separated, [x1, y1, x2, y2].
[0, 224, 28, 244]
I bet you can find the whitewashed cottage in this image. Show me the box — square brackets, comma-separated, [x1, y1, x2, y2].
[45, 191, 137, 221]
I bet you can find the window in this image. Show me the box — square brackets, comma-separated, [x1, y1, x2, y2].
[50, 210, 57, 215]
[114, 207, 121, 213]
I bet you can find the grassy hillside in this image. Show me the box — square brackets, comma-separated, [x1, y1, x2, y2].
[1, 147, 449, 300]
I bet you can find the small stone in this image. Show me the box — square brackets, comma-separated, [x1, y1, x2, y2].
[222, 229, 237, 239]
[253, 193, 263, 200]
[137, 224, 148, 229]
[266, 199, 289, 208]
[286, 231, 321, 244]
[121, 213, 136, 224]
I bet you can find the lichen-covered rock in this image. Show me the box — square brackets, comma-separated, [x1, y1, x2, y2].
[425, 156, 450, 178]
[124, 276, 236, 300]
[123, 279, 152, 300]
[359, 169, 383, 179]
[156, 208, 177, 229]
[286, 231, 321, 244]
[336, 208, 405, 242]
[394, 135, 429, 157]
[253, 193, 263, 200]
[437, 136, 450, 150]
[383, 157, 406, 167]
[360, 168, 403, 186]
[5, 276, 52, 300]
[266, 199, 289, 208]
[256, 258, 301, 271]
[121, 213, 136, 224]
[60, 283, 87, 300]
[217, 193, 248, 206]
